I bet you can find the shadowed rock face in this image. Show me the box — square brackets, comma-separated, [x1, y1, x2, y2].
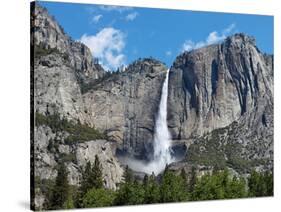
[83, 59, 167, 160]
[168, 33, 273, 141]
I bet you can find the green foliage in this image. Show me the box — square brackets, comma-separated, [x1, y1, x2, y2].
[34, 178, 55, 209]
[92, 155, 104, 189]
[49, 162, 70, 210]
[159, 168, 188, 202]
[63, 191, 75, 209]
[34, 44, 69, 61]
[82, 188, 115, 208]
[189, 166, 197, 193]
[248, 170, 273, 197]
[124, 165, 134, 183]
[80, 70, 121, 94]
[143, 173, 160, 203]
[114, 166, 145, 205]
[60, 152, 77, 164]
[114, 180, 145, 205]
[79, 161, 93, 197]
[35, 112, 107, 143]
[78, 156, 104, 207]
[187, 128, 228, 170]
[80, 157, 103, 193]
[186, 123, 269, 174]
[191, 170, 247, 201]
[37, 163, 273, 210]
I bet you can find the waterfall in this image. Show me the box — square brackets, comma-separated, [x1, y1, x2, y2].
[120, 69, 174, 175]
[138, 69, 174, 175]
[152, 69, 173, 170]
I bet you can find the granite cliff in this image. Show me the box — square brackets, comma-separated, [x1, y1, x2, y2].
[167, 34, 273, 175]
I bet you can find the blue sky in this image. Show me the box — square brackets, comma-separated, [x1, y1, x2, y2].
[39, 1, 273, 71]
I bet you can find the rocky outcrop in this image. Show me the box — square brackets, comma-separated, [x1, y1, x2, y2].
[83, 59, 167, 160]
[34, 53, 90, 123]
[168, 33, 273, 141]
[32, 3, 105, 123]
[76, 140, 123, 189]
[32, 3, 105, 82]
[34, 125, 123, 189]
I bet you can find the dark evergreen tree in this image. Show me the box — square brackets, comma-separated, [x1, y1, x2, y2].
[143, 174, 149, 186]
[79, 161, 93, 197]
[191, 169, 246, 201]
[180, 168, 188, 191]
[82, 188, 115, 208]
[124, 165, 133, 183]
[248, 170, 273, 197]
[189, 166, 197, 194]
[92, 155, 103, 189]
[143, 173, 160, 204]
[160, 168, 188, 202]
[114, 166, 145, 205]
[77, 156, 104, 207]
[49, 162, 69, 209]
[264, 171, 273, 196]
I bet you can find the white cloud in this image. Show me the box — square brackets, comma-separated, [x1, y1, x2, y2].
[165, 50, 172, 57]
[182, 23, 236, 52]
[80, 27, 126, 71]
[223, 23, 236, 34]
[99, 5, 132, 13]
[125, 12, 138, 21]
[206, 31, 226, 45]
[91, 14, 103, 23]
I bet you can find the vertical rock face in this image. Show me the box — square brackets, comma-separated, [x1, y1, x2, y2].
[83, 59, 167, 160]
[32, 3, 123, 193]
[32, 3, 105, 123]
[168, 33, 273, 173]
[168, 34, 273, 141]
[34, 53, 89, 123]
[32, 4, 105, 82]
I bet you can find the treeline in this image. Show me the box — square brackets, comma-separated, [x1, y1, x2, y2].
[36, 112, 107, 143]
[38, 158, 273, 210]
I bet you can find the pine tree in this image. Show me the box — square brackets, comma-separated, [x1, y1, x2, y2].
[264, 171, 273, 196]
[82, 188, 115, 208]
[248, 170, 273, 197]
[114, 166, 146, 205]
[50, 162, 69, 209]
[92, 155, 103, 189]
[143, 174, 149, 186]
[180, 168, 188, 191]
[143, 173, 160, 204]
[79, 161, 93, 197]
[124, 165, 133, 183]
[78, 156, 104, 207]
[160, 168, 188, 202]
[189, 166, 197, 193]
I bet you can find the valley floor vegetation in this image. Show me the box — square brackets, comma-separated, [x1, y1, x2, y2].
[34, 156, 273, 210]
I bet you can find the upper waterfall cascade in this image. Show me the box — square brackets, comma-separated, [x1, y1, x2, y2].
[120, 69, 174, 175]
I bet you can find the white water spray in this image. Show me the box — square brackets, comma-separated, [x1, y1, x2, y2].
[120, 69, 174, 175]
[152, 69, 173, 170]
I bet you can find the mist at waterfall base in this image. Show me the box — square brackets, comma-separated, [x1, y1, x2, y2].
[120, 69, 176, 175]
